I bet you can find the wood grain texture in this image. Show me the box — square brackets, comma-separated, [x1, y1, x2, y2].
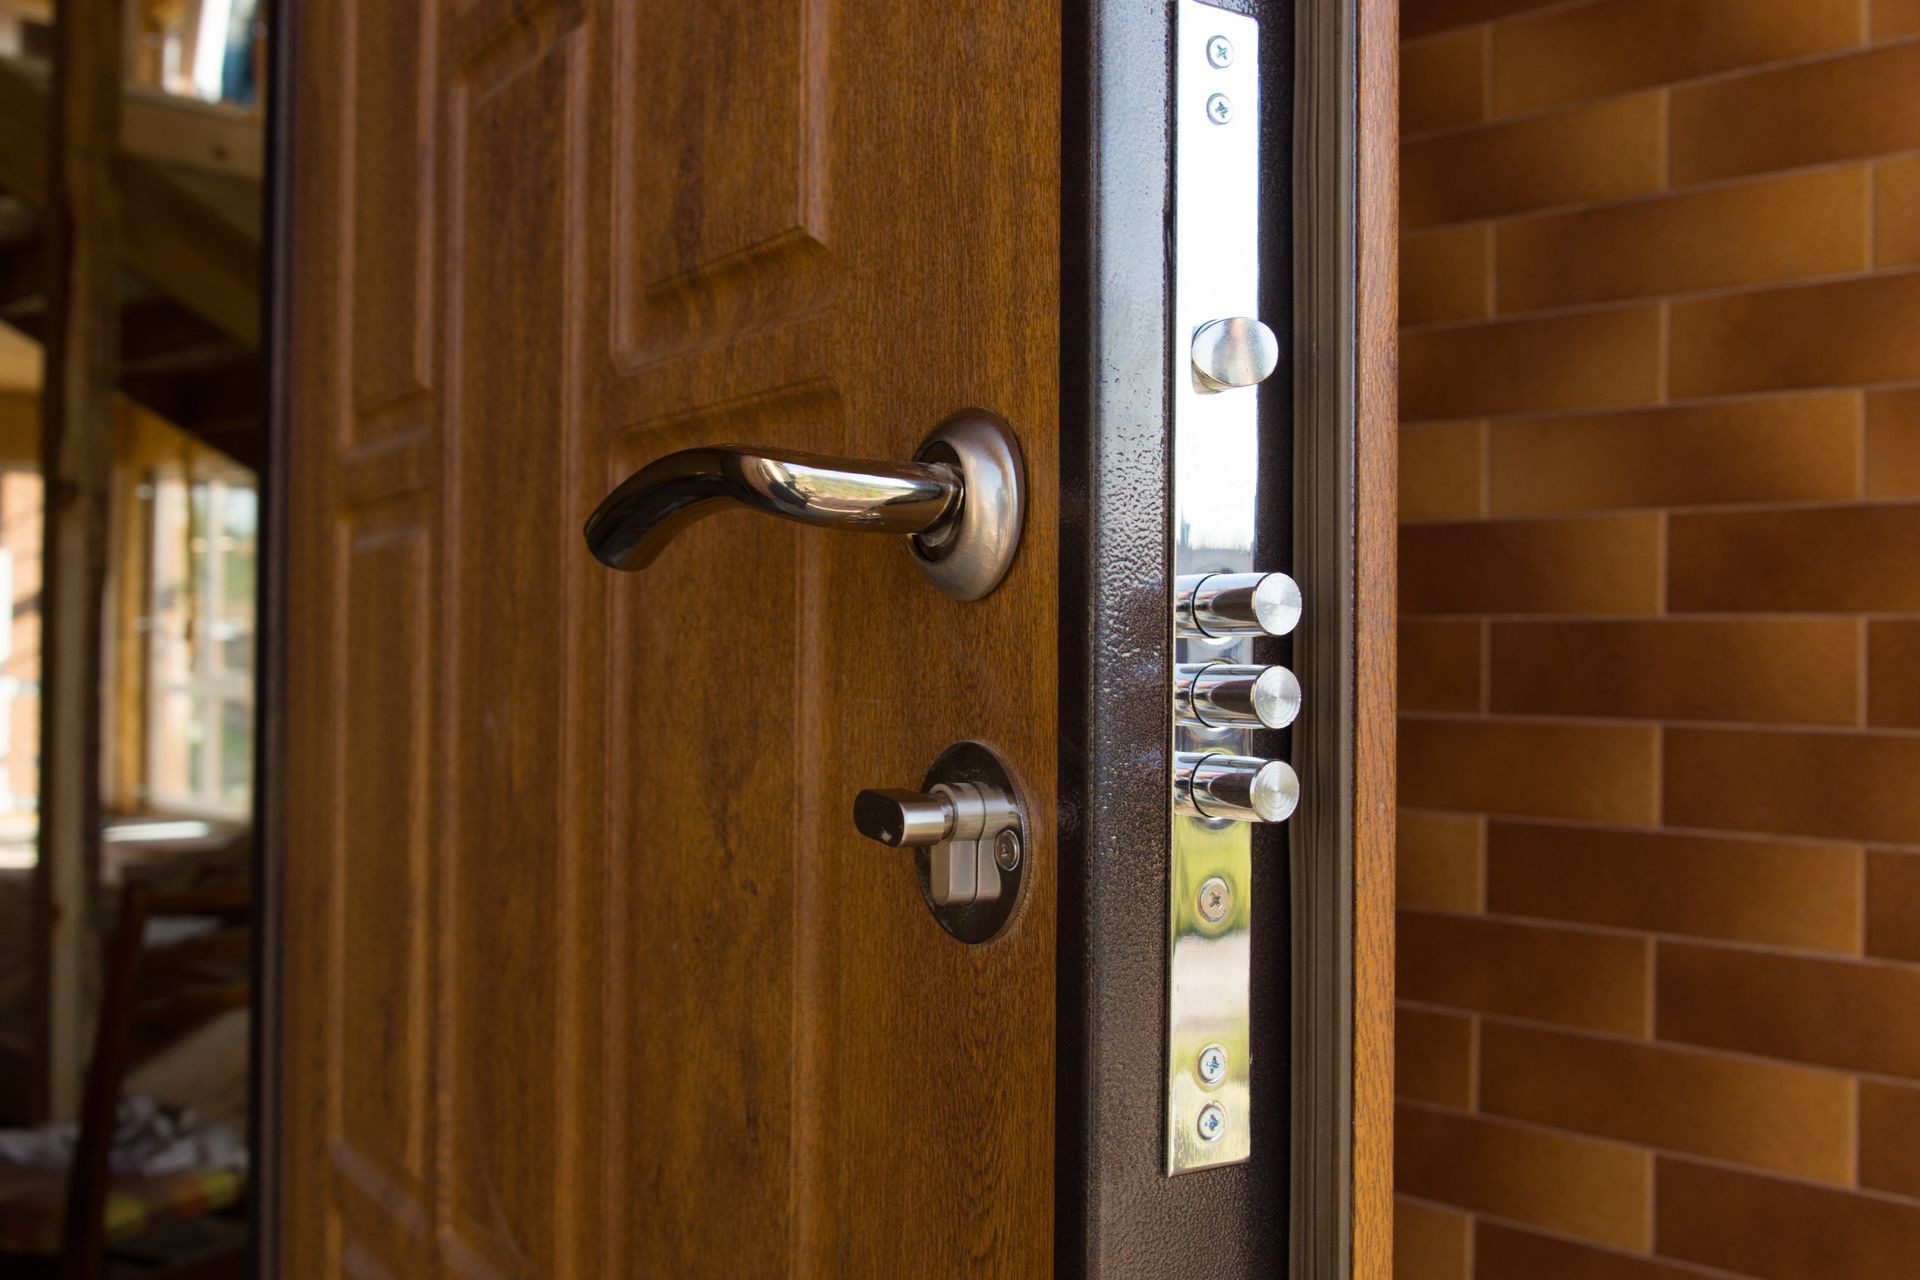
[280, 0, 1058, 1275]
[1354, 0, 1399, 1272]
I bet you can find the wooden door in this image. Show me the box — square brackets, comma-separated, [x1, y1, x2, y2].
[279, 1, 1058, 1274]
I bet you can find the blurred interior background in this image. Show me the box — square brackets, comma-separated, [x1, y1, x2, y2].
[0, 0, 262, 1273]
[1397, 2, 1920, 1277]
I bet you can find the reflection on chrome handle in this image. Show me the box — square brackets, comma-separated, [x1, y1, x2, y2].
[584, 446, 961, 572]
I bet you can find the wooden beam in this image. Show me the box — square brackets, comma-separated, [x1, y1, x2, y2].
[121, 85, 265, 181]
[113, 152, 259, 344]
[34, 0, 121, 1124]
[0, 388, 34, 461]
[0, 59, 260, 345]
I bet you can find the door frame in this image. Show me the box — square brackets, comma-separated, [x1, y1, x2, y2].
[1059, 0, 1392, 1273]
[1293, 0, 1397, 1271]
[250, 0, 295, 1272]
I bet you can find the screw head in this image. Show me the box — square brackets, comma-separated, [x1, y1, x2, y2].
[1197, 1044, 1228, 1086]
[1206, 34, 1234, 68]
[1206, 93, 1233, 125]
[993, 827, 1022, 873]
[1197, 875, 1232, 923]
[1197, 1102, 1227, 1143]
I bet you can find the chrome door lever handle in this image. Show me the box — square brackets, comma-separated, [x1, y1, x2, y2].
[584, 412, 1024, 601]
[586, 449, 959, 566]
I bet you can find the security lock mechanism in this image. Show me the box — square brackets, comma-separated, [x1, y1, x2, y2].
[1165, 0, 1295, 1176]
[853, 741, 1028, 944]
[853, 782, 1019, 906]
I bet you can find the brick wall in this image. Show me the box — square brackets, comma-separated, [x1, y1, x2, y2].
[1395, 2, 1920, 1277]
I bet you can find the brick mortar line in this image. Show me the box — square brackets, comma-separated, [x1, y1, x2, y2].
[1398, 902, 1913, 972]
[1400, 805, 1920, 864]
[1401, 27, 1920, 147]
[1398, 494, 1920, 524]
[1394, 1095, 1920, 1215]
[1404, 149, 1920, 236]
[1399, 708, 1920, 740]
[1402, 261, 1920, 340]
[1393, 1193, 1760, 1280]
[1398, 378, 1920, 430]
[1394, 998, 1920, 1103]
[1401, 611, 1920, 624]
[1400, 154, 1910, 241]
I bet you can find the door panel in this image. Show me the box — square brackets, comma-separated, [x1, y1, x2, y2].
[284, 0, 1057, 1275]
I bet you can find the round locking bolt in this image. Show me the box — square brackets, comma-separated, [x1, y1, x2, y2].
[1197, 1102, 1227, 1144]
[1197, 875, 1232, 924]
[1197, 1044, 1228, 1087]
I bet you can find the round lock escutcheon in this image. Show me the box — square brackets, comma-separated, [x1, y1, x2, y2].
[910, 742, 1030, 944]
[851, 741, 1032, 945]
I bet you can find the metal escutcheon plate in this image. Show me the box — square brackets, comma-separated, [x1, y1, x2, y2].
[913, 741, 1029, 944]
[909, 412, 1026, 602]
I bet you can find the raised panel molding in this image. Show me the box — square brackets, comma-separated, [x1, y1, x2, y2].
[442, 18, 587, 1275]
[329, 1138, 432, 1273]
[612, 0, 839, 366]
[341, 433, 433, 508]
[326, 523, 433, 1183]
[325, 519, 435, 1279]
[340, 1240, 397, 1280]
[611, 375, 843, 451]
[346, 0, 438, 424]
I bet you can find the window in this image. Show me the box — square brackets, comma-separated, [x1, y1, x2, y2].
[147, 469, 255, 818]
[0, 466, 41, 869]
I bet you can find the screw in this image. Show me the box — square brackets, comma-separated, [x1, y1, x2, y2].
[1206, 93, 1233, 125]
[1206, 34, 1234, 68]
[993, 827, 1022, 873]
[1197, 1102, 1227, 1143]
[1197, 875, 1231, 923]
[1197, 1044, 1228, 1086]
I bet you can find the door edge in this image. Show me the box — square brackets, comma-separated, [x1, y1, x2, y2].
[252, 0, 296, 1272]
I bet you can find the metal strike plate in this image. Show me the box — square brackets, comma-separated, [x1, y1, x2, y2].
[1168, 0, 1262, 1176]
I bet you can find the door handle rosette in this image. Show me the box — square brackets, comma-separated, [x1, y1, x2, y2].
[584, 412, 1024, 601]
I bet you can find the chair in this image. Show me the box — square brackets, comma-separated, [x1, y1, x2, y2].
[0, 879, 251, 1279]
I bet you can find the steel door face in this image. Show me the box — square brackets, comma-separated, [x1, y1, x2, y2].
[281, 2, 1059, 1275]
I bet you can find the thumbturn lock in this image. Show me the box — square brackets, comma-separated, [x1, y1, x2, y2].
[853, 741, 1028, 944]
